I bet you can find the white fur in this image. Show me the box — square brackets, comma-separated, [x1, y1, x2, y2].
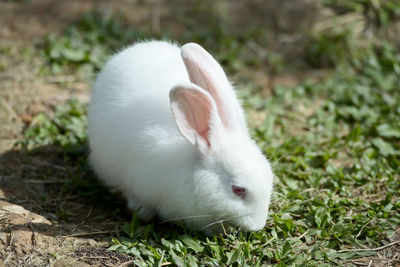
[88, 40, 274, 232]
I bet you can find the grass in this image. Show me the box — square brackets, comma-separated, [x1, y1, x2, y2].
[21, 99, 87, 148]
[20, 10, 400, 267]
[41, 10, 282, 76]
[43, 12, 147, 75]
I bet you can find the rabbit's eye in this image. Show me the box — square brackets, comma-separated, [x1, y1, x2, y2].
[232, 185, 246, 199]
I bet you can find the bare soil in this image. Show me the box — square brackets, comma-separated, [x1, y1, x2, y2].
[0, 1, 147, 266]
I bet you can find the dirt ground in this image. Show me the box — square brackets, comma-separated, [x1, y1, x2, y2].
[0, 1, 324, 266]
[0, 1, 154, 266]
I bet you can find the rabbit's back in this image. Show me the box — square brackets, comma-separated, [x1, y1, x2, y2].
[88, 41, 196, 207]
[90, 41, 189, 122]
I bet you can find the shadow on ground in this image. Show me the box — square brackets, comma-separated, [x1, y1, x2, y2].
[0, 145, 134, 265]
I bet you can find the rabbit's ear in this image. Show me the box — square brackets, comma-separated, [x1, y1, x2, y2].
[170, 83, 220, 150]
[181, 43, 245, 130]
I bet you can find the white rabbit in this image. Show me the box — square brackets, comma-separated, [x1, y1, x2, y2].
[88, 41, 274, 233]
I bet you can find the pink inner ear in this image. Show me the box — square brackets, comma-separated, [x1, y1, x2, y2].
[180, 91, 211, 147]
[170, 86, 214, 148]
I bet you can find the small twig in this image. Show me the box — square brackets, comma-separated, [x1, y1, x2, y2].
[349, 257, 393, 262]
[85, 207, 93, 219]
[62, 230, 115, 238]
[350, 261, 369, 266]
[83, 225, 103, 233]
[83, 256, 109, 259]
[45, 75, 77, 84]
[338, 240, 400, 253]
[312, 13, 364, 33]
[9, 229, 14, 246]
[0, 97, 19, 120]
[47, 195, 80, 202]
[25, 179, 67, 184]
[248, 41, 268, 59]
[298, 230, 309, 239]
[30, 158, 67, 171]
[299, 188, 315, 195]
[161, 262, 172, 266]
[261, 237, 276, 247]
[356, 220, 372, 239]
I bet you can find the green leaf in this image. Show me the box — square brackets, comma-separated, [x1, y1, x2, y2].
[226, 247, 241, 265]
[169, 250, 183, 267]
[315, 208, 329, 229]
[377, 124, 400, 138]
[372, 138, 399, 156]
[180, 235, 204, 253]
[184, 254, 198, 267]
[281, 241, 291, 257]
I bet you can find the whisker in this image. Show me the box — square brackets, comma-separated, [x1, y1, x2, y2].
[219, 214, 242, 221]
[272, 153, 290, 167]
[201, 218, 231, 231]
[159, 214, 212, 224]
